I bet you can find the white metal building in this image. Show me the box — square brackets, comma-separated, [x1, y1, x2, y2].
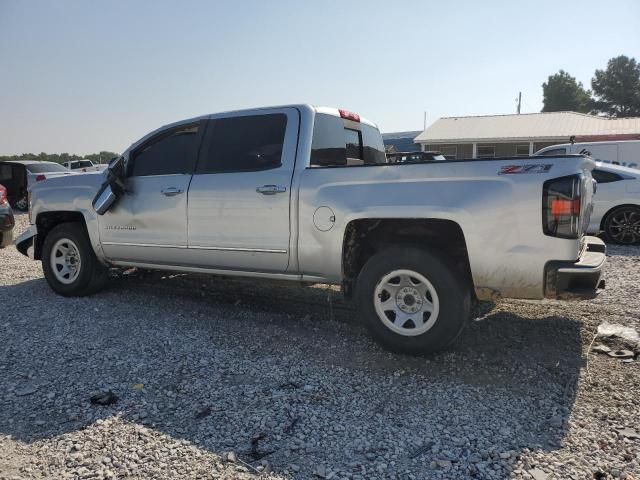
[414, 111, 640, 159]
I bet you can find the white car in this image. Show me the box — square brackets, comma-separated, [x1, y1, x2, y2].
[588, 163, 640, 245]
[536, 140, 640, 170]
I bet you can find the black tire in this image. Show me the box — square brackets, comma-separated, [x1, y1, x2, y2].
[602, 206, 640, 245]
[355, 246, 470, 355]
[41, 223, 108, 296]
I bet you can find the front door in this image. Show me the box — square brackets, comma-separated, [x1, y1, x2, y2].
[99, 122, 204, 264]
[186, 108, 299, 272]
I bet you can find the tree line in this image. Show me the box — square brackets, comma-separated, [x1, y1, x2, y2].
[542, 55, 640, 117]
[0, 151, 119, 165]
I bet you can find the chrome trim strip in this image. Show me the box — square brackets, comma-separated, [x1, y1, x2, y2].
[108, 260, 328, 283]
[101, 242, 287, 254]
[102, 242, 187, 249]
[190, 245, 288, 254]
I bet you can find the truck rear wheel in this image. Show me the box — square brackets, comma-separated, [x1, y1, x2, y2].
[356, 246, 470, 355]
[42, 223, 108, 296]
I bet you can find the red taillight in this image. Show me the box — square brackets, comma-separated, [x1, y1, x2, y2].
[0, 185, 7, 205]
[35, 174, 46, 182]
[551, 199, 581, 217]
[339, 109, 360, 122]
[543, 175, 584, 239]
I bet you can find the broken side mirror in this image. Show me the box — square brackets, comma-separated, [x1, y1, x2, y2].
[92, 156, 126, 215]
[93, 183, 117, 215]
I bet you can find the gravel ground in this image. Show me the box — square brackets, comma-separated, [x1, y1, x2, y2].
[1, 213, 638, 480]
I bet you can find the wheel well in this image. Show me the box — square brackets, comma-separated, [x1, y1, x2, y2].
[34, 211, 86, 260]
[600, 203, 640, 230]
[342, 218, 474, 299]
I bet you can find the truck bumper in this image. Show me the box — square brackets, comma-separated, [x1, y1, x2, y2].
[14, 225, 37, 259]
[544, 236, 606, 300]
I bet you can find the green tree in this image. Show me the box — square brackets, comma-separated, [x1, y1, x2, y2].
[85, 151, 119, 165]
[541, 70, 592, 113]
[591, 55, 640, 117]
[0, 151, 119, 164]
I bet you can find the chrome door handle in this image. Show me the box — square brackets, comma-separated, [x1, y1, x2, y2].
[256, 185, 287, 195]
[161, 187, 183, 196]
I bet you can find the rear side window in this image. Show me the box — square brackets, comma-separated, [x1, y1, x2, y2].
[131, 124, 199, 177]
[592, 169, 624, 183]
[538, 147, 567, 156]
[311, 114, 387, 167]
[197, 114, 287, 173]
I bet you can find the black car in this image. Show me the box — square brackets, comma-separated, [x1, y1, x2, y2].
[0, 184, 15, 248]
[0, 160, 70, 210]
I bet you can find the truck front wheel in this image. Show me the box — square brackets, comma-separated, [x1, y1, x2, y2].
[42, 223, 108, 296]
[356, 246, 470, 355]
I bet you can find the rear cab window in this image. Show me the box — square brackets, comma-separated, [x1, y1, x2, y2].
[310, 113, 386, 167]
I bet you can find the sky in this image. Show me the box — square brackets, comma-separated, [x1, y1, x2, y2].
[1, 0, 639, 155]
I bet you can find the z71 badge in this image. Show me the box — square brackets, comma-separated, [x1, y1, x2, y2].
[498, 164, 553, 175]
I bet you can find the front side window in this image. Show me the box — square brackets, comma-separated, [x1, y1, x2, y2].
[131, 124, 199, 177]
[197, 114, 287, 173]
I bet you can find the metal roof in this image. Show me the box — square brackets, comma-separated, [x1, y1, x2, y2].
[415, 111, 640, 143]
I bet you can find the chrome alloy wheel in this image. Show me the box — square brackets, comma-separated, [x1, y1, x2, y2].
[608, 209, 640, 244]
[50, 238, 82, 284]
[374, 269, 440, 336]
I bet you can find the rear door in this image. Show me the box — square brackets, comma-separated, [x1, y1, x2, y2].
[186, 108, 299, 272]
[99, 122, 204, 264]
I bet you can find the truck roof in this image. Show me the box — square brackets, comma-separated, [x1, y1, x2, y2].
[125, 105, 380, 154]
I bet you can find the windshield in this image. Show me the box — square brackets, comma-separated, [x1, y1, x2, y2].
[26, 162, 68, 173]
[69, 160, 94, 168]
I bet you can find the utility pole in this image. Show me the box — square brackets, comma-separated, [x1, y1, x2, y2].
[516, 92, 522, 114]
[423, 111, 427, 130]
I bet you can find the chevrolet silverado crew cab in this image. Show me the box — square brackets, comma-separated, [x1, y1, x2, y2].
[15, 105, 606, 354]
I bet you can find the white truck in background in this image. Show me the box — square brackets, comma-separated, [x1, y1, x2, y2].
[62, 159, 108, 173]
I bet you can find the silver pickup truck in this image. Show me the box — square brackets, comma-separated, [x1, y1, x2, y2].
[15, 105, 606, 354]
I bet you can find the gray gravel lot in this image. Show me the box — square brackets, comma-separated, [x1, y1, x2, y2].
[1, 213, 639, 480]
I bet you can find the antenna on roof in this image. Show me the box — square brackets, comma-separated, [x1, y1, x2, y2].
[516, 92, 522, 114]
